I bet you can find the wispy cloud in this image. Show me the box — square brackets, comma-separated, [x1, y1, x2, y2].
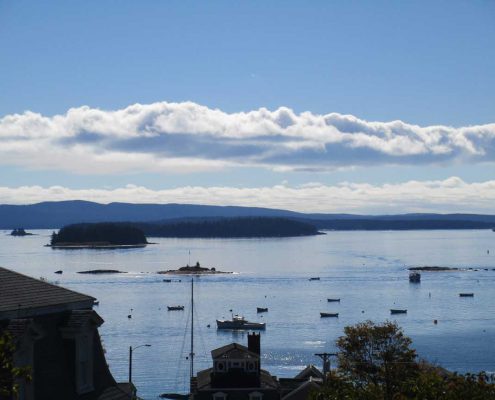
[0, 178, 493, 214]
[0, 101, 494, 174]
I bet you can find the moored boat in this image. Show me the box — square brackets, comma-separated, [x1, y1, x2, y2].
[167, 305, 185, 311]
[257, 307, 268, 313]
[216, 314, 266, 330]
[459, 293, 474, 297]
[390, 309, 407, 314]
[320, 312, 338, 318]
[409, 272, 421, 283]
[327, 298, 340, 302]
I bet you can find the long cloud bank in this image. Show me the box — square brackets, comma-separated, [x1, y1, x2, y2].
[1, 102, 494, 173]
[0, 177, 493, 214]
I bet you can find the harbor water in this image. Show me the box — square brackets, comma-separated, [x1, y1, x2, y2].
[1, 229, 494, 399]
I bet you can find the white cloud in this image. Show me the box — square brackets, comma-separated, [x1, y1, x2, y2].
[0, 101, 494, 174]
[0, 178, 494, 214]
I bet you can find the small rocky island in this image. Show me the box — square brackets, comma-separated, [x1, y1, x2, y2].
[78, 269, 127, 274]
[409, 266, 459, 272]
[158, 262, 232, 275]
[10, 228, 33, 236]
[49, 222, 148, 249]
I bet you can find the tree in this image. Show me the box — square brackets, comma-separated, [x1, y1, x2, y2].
[336, 321, 418, 400]
[0, 331, 31, 399]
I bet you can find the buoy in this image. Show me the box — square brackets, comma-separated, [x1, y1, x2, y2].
[207, 324, 210, 328]
[434, 319, 438, 324]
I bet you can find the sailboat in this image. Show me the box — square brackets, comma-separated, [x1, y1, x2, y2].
[160, 277, 195, 399]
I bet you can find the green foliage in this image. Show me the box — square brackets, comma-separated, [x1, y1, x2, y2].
[312, 321, 495, 400]
[336, 321, 418, 399]
[0, 331, 31, 399]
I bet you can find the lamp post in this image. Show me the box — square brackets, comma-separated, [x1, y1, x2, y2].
[129, 344, 151, 383]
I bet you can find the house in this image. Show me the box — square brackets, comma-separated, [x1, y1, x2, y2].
[191, 333, 322, 400]
[0, 267, 135, 400]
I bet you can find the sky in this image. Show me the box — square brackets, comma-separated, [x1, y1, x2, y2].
[0, 1, 494, 213]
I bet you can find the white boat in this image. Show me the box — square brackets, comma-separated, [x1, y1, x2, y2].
[216, 314, 266, 330]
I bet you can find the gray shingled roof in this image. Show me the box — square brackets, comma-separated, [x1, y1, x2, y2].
[282, 380, 321, 400]
[66, 310, 104, 329]
[0, 267, 95, 319]
[294, 364, 324, 380]
[211, 343, 259, 359]
[97, 385, 134, 400]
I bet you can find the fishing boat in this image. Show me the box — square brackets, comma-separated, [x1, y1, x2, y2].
[309, 277, 320, 281]
[327, 298, 340, 302]
[256, 307, 268, 313]
[167, 305, 185, 311]
[390, 309, 407, 314]
[320, 312, 338, 318]
[216, 314, 266, 330]
[459, 293, 474, 297]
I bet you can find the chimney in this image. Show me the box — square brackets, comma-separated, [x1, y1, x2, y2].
[247, 332, 260, 356]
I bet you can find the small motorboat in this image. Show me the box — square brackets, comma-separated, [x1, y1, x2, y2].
[309, 277, 320, 281]
[327, 298, 340, 302]
[257, 307, 268, 313]
[216, 314, 266, 330]
[163, 279, 172, 282]
[320, 312, 338, 318]
[167, 305, 185, 311]
[459, 293, 474, 297]
[390, 309, 407, 314]
[409, 272, 421, 283]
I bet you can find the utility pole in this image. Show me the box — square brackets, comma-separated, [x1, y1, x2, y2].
[129, 346, 132, 383]
[129, 344, 151, 383]
[315, 352, 337, 380]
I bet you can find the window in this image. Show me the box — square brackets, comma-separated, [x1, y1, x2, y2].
[213, 392, 227, 400]
[216, 361, 226, 372]
[76, 334, 94, 394]
[249, 392, 263, 400]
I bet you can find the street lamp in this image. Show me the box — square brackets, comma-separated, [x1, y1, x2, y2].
[129, 344, 151, 383]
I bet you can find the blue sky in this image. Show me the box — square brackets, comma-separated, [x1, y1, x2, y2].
[0, 1, 494, 213]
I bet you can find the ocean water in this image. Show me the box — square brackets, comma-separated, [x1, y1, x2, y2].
[1, 229, 494, 399]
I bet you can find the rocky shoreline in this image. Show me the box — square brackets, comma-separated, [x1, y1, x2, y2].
[158, 262, 232, 275]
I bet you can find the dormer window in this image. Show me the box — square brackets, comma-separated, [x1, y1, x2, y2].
[213, 392, 227, 400]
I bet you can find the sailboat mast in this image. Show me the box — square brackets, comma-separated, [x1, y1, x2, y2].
[190, 277, 194, 379]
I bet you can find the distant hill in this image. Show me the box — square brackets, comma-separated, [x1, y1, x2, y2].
[0, 200, 494, 231]
[0, 201, 302, 229]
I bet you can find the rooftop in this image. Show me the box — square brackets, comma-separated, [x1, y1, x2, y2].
[211, 343, 259, 360]
[0, 267, 95, 320]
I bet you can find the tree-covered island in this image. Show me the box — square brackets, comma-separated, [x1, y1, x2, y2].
[10, 228, 33, 236]
[138, 217, 322, 238]
[50, 222, 148, 248]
